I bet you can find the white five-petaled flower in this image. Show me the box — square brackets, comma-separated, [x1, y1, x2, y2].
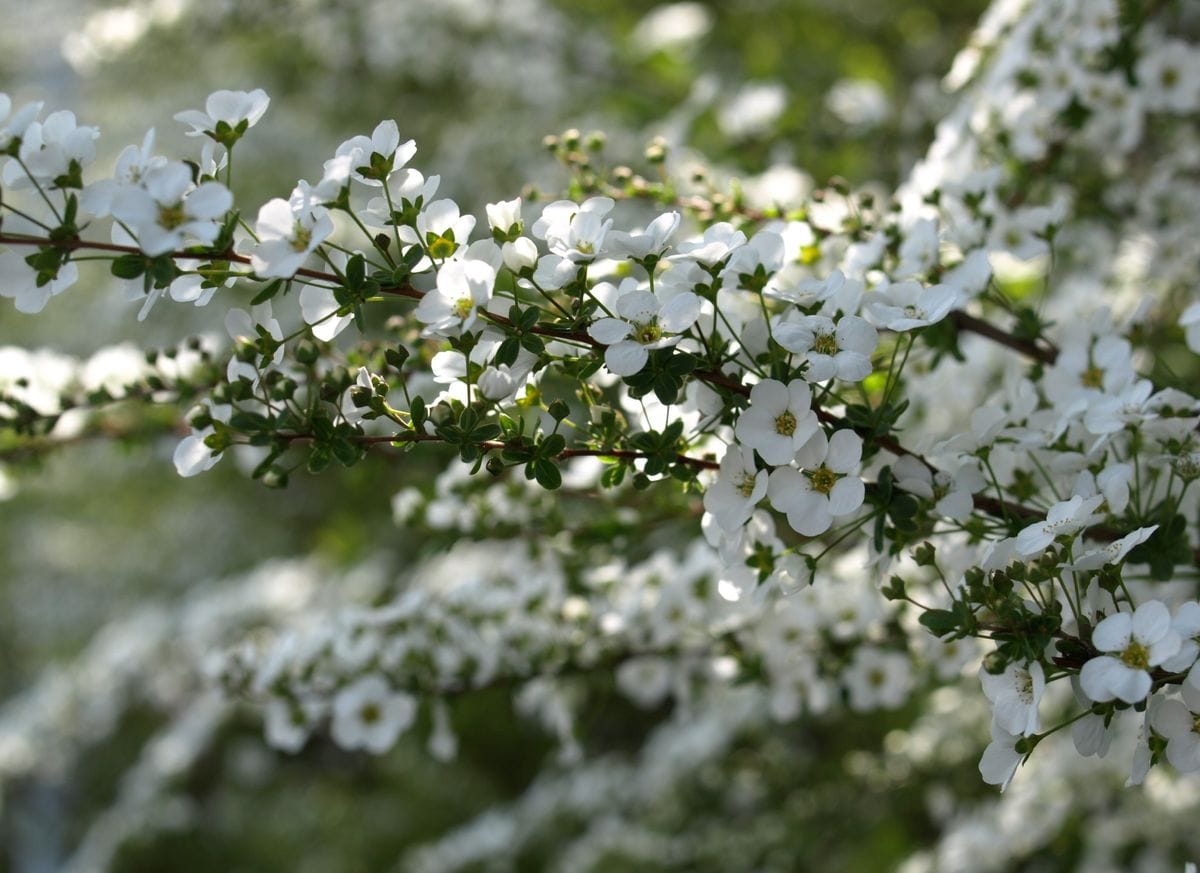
[532, 197, 614, 261]
[1080, 600, 1180, 704]
[734, 379, 820, 467]
[0, 92, 42, 151]
[1, 109, 98, 189]
[250, 183, 334, 279]
[1014, 494, 1105, 557]
[587, 285, 701, 377]
[0, 246, 79, 314]
[111, 161, 232, 256]
[81, 128, 168, 217]
[774, 314, 877, 382]
[400, 198, 476, 262]
[414, 258, 496, 335]
[864, 281, 959, 331]
[842, 647, 914, 711]
[531, 197, 613, 243]
[1069, 525, 1157, 571]
[334, 119, 417, 186]
[174, 88, 270, 139]
[767, 428, 865, 536]
[1150, 683, 1200, 773]
[605, 211, 681, 262]
[703, 444, 768, 532]
[981, 661, 1044, 736]
[668, 221, 747, 267]
[330, 675, 417, 755]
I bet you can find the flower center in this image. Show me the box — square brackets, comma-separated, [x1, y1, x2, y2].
[453, 297, 475, 320]
[635, 321, 663, 345]
[1080, 365, 1104, 389]
[735, 472, 758, 498]
[809, 465, 838, 495]
[1015, 669, 1033, 703]
[798, 243, 821, 265]
[359, 702, 382, 725]
[903, 304, 921, 318]
[1174, 453, 1200, 482]
[427, 233, 457, 259]
[1192, 714, 1200, 735]
[774, 411, 797, 437]
[158, 202, 187, 230]
[1119, 640, 1150, 671]
[290, 221, 312, 253]
[867, 668, 886, 688]
[575, 240, 594, 255]
[812, 332, 839, 356]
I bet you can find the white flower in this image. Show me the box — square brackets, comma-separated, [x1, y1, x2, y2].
[1013, 494, 1105, 557]
[174, 88, 270, 140]
[1080, 600, 1180, 704]
[0, 93, 42, 151]
[1152, 684, 1200, 773]
[112, 162, 232, 256]
[81, 128, 167, 217]
[174, 401, 230, 478]
[361, 169, 439, 228]
[400, 198, 476, 262]
[334, 119, 417, 186]
[485, 197, 523, 238]
[767, 428, 864, 536]
[1069, 525, 1157, 571]
[1136, 39, 1200, 114]
[330, 675, 417, 754]
[669, 221, 747, 267]
[587, 284, 701, 377]
[864, 281, 959, 331]
[842, 647, 913, 711]
[605, 211, 681, 262]
[734, 379, 819, 466]
[616, 657, 674, 709]
[414, 258, 496, 335]
[531, 197, 614, 262]
[774, 314, 877, 382]
[250, 183, 334, 279]
[502, 237, 539, 274]
[703, 444, 768, 532]
[0, 248, 79, 314]
[981, 661, 1044, 736]
[263, 698, 324, 753]
[979, 724, 1024, 791]
[1162, 601, 1200, 675]
[1084, 379, 1155, 435]
[532, 196, 613, 240]
[299, 285, 353, 342]
[1, 109, 98, 188]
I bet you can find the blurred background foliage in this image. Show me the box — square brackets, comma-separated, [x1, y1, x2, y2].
[0, 1, 1005, 870]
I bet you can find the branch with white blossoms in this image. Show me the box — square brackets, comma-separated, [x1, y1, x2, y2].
[1, 0, 1199, 799]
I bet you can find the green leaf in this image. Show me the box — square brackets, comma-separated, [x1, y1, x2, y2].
[250, 279, 284, 305]
[919, 609, 959, 638]
[410, 396, 427, 429]
[539, 433, 566, 457]
[110, 255, 146, 280]
[532, 458, 561, 490]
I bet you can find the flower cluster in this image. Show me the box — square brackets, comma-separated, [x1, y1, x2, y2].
[0, 0, 1199, 814]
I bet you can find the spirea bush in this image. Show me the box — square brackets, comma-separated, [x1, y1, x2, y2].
[2, 0, 1200, 868]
